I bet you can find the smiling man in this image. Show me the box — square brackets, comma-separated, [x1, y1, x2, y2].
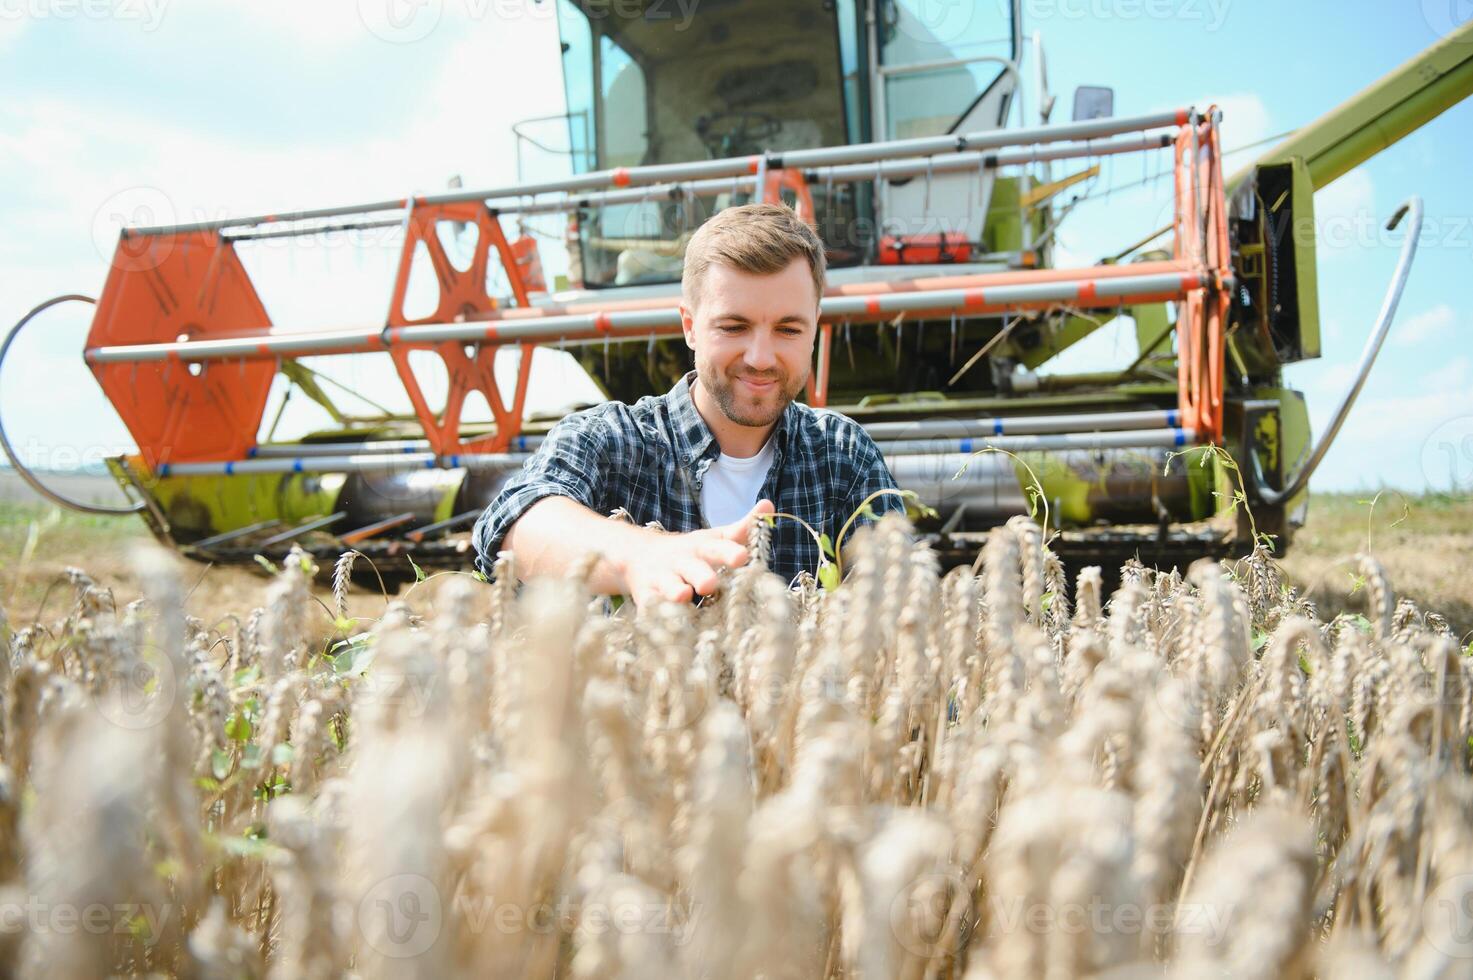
[472, 202, 902, 605]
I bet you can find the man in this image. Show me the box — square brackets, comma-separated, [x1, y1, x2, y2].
[472, 202, 902, 606]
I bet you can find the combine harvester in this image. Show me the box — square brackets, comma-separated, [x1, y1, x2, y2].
[5, 3, 1471, 582]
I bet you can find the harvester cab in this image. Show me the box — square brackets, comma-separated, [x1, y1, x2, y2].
[4, 4, 1470, 582]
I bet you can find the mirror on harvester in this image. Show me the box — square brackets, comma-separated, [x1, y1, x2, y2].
[1072, 85, 1115, 121]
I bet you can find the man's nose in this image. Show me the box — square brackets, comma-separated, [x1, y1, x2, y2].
[744, 331, 777, 371]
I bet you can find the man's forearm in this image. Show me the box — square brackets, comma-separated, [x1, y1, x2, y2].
[501, 495, 655, 594]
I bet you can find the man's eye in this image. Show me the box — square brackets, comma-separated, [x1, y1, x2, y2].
[719, 324, 745, 333]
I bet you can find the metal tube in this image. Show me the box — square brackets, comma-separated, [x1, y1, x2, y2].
[127, 108, 1190, 237]
[259, 512, 348, 548]
[184, 134, 1177, 243]
[248, 435, 544, 457]
[0, 294, 146, 516]
[875, 427, 1195, 457]
[155, 452, 532, 478]
[151, 428, 1192, 479]
[249, 440, 430, 457]
[1252, 198, 1422, 506]
[862, 409, 1180, 440]
[86, 326, 384, 365]
[190, 519, 284, 550]
[223, 218, 404, 243]
[85, 268, 1207, 364]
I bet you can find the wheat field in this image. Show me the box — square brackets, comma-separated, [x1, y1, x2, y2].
[0, 513, 1470, 978]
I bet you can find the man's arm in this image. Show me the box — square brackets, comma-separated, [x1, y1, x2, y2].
[505, 496, 774, 605]
[473, 411, 773, 605]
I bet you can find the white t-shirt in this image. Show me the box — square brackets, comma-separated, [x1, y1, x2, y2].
[701, 437, 777, 528]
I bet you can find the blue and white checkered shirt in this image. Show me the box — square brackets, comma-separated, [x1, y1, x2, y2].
[473, 371, 903, 585]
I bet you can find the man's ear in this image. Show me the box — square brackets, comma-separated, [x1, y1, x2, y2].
[679, 303, 697, 350]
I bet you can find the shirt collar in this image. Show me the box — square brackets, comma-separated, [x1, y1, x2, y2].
[670, 370, 796, 468]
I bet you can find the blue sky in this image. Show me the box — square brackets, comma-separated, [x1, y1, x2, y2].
[1, 0, 1469, 497]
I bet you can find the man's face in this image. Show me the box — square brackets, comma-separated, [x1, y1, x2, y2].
[680, 257, 819, 428]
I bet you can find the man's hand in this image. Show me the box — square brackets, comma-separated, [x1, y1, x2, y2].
[621, 499, 776, 606]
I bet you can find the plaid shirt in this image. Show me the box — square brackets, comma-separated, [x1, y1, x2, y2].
[473, 371, 903, 585]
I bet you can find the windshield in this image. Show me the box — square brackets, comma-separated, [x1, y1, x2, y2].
[555, 0, 862, 287]
[878, 0, 1018, 140]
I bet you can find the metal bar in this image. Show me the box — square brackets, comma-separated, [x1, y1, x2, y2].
[153, 426, 1194, 478]
[397, 270, 1206, 346]
[259, 512, 348, 548]
[127, 108, 1191, 236]
[212, 134, 1174, 242]
[875, 427, 1196, 457]
[877, 52, 1017, 79]
[340, 512, 417, 546]
[189, 519, 284, 550]
[249, 440, 430, 457]
[862, 409, 1181, 440]
[85, 267, 1211, 364]
[406, 509, 482, 543]
[249, 435, 546, 458]
[223, 218, 403, 243]
[155, 453, 531, 478]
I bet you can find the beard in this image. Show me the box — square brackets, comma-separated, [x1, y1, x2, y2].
[699, 358, 808, 427]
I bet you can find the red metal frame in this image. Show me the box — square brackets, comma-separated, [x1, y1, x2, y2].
[86, 231, 280, 469]
[1170, 110, 1231, 444]
[87, 120, 1232, 465]
[384, 200, 537, 457]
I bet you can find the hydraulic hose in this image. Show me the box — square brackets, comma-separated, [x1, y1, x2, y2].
[0, 294, 145, 516]
[1252, 197, 1423, 506]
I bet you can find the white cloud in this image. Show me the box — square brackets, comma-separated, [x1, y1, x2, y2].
[0, 15, 24, 49]
[1394, 302, 1457, 346]
[0, 16, 608, 463]
[1199, 92, 1273, 150]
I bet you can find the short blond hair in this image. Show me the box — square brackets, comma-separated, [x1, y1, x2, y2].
[681, 202, 826, 311]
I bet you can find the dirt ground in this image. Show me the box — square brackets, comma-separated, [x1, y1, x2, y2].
[2, 482, 1469, 644]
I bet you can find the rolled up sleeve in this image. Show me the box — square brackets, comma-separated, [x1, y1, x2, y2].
[472, 411, 612, 573]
